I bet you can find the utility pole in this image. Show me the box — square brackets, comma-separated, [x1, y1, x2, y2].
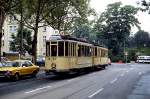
[124, 39, 128, 63]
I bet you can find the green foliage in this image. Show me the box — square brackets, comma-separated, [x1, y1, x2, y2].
[134, 30, 150, 48]
[0, 0, 18, 59]
[126, 47, 150, 62]
[128, 30, 150, 50]
[93, 2, 140, 56]
[127, 48, 138, 61]
[10, 28, 32, 55]
[45, 0, 92, 32]
[137, 47, 150, 55]
[140, 0, 150, 13]
[9, 0, 92, 63]
[72, 22, 92, 39]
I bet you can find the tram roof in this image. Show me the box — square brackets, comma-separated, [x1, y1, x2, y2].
[46, 35, 107, 48]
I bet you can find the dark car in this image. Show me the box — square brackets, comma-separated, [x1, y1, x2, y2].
[36, 57, 45, 66]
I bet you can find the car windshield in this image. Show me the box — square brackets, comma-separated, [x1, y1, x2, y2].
[4, 61, 20, 67]
[0, 63, 6, 67]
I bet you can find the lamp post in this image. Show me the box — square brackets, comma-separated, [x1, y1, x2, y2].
[124, 37, 128, 64]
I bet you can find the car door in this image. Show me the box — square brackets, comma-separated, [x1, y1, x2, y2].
[25, 61, 34, 74]
[21, 62, 29, 75]
[15, 62, 26, 76]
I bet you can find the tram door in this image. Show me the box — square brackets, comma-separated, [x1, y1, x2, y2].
[51, 45, 57, 56]
[67, 42, 77, 69]
[92, 47, 95, 66]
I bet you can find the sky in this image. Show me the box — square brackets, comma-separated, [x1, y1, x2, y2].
[90, 0, 150, 35]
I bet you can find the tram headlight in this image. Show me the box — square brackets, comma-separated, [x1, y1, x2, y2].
[51, 63, 56, 69]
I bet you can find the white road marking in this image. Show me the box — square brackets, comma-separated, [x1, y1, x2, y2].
[126, 70, 129, 73]
[110, 78, 118, 84]
[25, 85, 52, 94]
[88, 88, 104, 98]
[67, 78, 79, 82]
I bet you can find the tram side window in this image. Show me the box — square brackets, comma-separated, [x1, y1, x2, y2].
[86, 46, 90, 56]
[105, 51, 108, 57]
[95, 48, 97, 56]
[58, 42, 64, 56]
[101, 50, 105, 57]
[51, 45, 57, 56]
[46, 42, 50, 56]
[65, 42, 68, 56]
[78, 45, 81, 56]
[82, 46, 85, 56]
[73, 43, 75, 56]
[101, 50, 103, 57]
[89, 47, 91, 56]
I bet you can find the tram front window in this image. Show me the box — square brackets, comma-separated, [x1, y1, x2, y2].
[51, 45, 57, 56]
[58, 42, 64, 56]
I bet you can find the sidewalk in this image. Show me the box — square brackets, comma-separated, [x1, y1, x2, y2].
[128, 73, 150, 99]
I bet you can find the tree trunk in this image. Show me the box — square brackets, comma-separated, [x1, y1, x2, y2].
[0, 10, 5, 61]
[19, 0, 24, 57]
[0, 25, 2, 62]
[32, 29, 38, 64]
[32, 0, 41, 64]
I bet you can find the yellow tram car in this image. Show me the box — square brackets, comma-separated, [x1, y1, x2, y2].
[45, 36, 108, 74]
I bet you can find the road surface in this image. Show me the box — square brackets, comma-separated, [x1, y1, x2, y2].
[0, 63, 150, 99]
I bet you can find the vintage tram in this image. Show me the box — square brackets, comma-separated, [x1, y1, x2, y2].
[45, 35, 108, 75]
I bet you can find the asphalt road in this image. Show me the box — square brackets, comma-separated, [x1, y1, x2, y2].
[0, 63, 150, 99]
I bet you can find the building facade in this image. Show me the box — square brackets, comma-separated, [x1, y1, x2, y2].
[2, 15, 56, 56]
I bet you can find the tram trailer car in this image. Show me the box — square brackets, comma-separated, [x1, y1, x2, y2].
[45, 37, 108, 75]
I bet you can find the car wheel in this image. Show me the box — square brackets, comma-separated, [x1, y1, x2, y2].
[102, 66, 106, 70]
[31, 71, 37, 78]
[13, 73, 19, 81]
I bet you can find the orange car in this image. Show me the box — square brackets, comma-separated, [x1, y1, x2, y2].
[0, 60, 39, 81]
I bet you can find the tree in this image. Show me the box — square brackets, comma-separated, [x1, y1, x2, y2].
[72, 23, 91, 38]
[134, 30, 150, 48]
[93, 14, 107, 44]
[94, 2, 140, 56]
[11, 0, 52, 63]
[0, 0, 18, 61]
[10, 0, 91, 63]
[45, 0, 92, 32]
[140, 0, 150, 13]
[10, 28, 32, 55]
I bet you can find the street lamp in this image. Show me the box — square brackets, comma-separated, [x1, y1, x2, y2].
[107, 31, 114, 47]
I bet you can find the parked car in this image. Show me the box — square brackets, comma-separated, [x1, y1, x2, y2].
[36, 57, 45, 66]
[0, 60, 39, 81]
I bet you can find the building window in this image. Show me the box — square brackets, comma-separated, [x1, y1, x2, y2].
[9, 16, 13, 23]
[2, 29, 4, 36]
[9, 26, 17, 33]
[13, 26, 17, 32]
[43, 36, 46, 42]
[9, 16, 16, 23]
[9, 26, 13, 32]
[43, 27, 46, 32]
[2, 40, 4, 46]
